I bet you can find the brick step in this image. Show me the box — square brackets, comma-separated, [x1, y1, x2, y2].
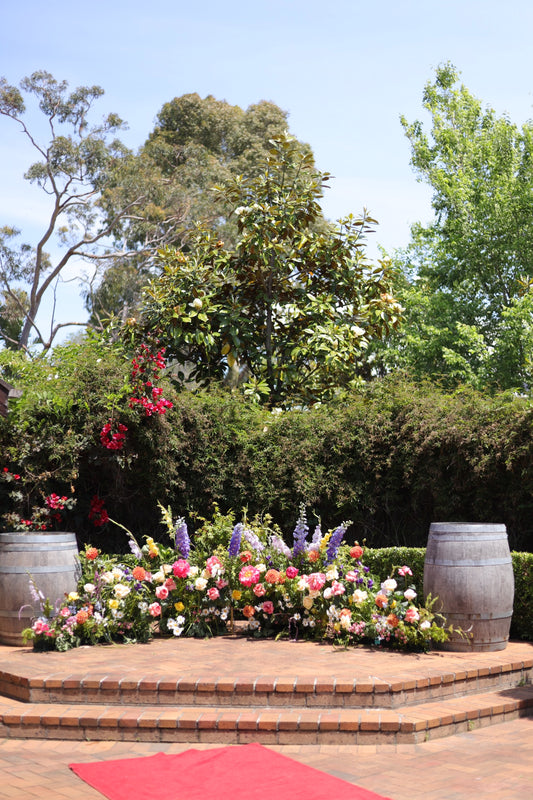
[1, 686, 532, 745]
[1, 661, 530, 709]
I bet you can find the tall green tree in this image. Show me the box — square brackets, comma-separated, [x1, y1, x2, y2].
[385, 63, 533, 390]
[90, 95, 311, 326]
[136, 134, 401, 408]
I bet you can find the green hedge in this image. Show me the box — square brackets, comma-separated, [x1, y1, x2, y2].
[365, 547, 533, 642]
[3, 347, 533, 554]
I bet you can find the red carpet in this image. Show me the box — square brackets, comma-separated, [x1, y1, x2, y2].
[70, 742, 393, 799]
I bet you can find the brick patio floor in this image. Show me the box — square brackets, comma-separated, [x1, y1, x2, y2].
[0, 638, 531, 799]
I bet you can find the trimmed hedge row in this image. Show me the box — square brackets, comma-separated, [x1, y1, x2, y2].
[2, 349, 533, 554]
[365, 547, 533, 642]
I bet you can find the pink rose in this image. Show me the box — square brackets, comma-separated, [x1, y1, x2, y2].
[239, 565, 261, 587]
[331, 580, 345, 596]
[207, 587, 220, 600]
[398, 566, 413, 577]
[345, 570, 359, 582]
[165, 578, 177, 591]
[172, 559, 191, 578]
[148, 602, 162, 617]
[253, 583, 266, 597]
[285, 566, 299, 579]
[262, 601, 274, 615]
[306, 572, 326, 592]
[156, 585, 169, 600]
[216, 578, 229, 589]
[206, 555, 223, 576]
[404, 606, 420, 623]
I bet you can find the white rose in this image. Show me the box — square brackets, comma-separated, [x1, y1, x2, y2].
[83, 583, 95, 595]
[404, 588, 417, 601]
[114, 584, 130, 599]
[382, 578, 397, 593]
[326, 567, 338, 581]
[195, 577, 208, 591]
[352, 589, 368, 605]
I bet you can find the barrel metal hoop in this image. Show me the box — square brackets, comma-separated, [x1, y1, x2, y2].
[0, 565, 79, 574]
[426, 558, 512, 566]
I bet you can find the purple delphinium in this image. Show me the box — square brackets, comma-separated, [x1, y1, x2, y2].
[325, 524, 347, 564]
[243, 526, 265, 552]
[128, 538, 143, 560]
[271, 535, 291, 558]
[310, 524, 322, 548]
[175, 517, 190, 558]
[228, 523, 244, 557]
[292, 505, 309, 558]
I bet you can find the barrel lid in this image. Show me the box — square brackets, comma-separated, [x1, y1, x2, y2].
[429, 523, 506, 534]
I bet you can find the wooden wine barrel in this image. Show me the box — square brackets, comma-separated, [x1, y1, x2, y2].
[0, 532, 80, 646]
[424, 523, 514, 651]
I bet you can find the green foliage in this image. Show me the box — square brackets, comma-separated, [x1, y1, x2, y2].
[510, 551, 533, 641]
[383, 63, 533, 391]
[138, 133, 401, 407]
[90, 95, 308, 325]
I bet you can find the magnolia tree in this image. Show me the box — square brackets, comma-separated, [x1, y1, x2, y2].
[136, 134, 402, 407]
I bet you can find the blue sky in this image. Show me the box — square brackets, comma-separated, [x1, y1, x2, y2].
[3, 0, 533, 342]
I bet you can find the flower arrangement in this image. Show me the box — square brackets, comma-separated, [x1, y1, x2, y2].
[22, 505, 449, 652]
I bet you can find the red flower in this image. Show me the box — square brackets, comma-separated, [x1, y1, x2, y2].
[88, 495, 109, 527]
[100, 421, 128, 450]
[85, 547, 98, 561]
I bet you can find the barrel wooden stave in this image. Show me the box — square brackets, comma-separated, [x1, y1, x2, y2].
[423, 523, 514, 652]
[0, 532, 80, 646]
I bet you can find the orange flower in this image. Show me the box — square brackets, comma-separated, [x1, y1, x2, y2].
[132, 566, 147, 581]
[85, 547, 98, 561]
[76, 610, 89, 625]
[239, 550, 253, 563]
[264, 569, 280, 585]
[277, 571, 287, 584]
[307, 549, 320, 563]
[375, 593, 388, 609]
[386, 614, 399, 628]
[350, 545, 364, 560]
[242, 605, 255, 619]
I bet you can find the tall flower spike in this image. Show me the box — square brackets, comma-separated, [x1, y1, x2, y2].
[325, 523, 349, 564]
[292, 504, 309, 558]
[228, 523, 244, 557]
[175, 518, 190, 558]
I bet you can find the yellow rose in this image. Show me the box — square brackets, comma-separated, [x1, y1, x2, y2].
[67, 591, 79, 602]
[302, 595, 314, 610]
[174, 602, 185, 612]
[108, 599, 119, 609]
[232, 590, 242, 601]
